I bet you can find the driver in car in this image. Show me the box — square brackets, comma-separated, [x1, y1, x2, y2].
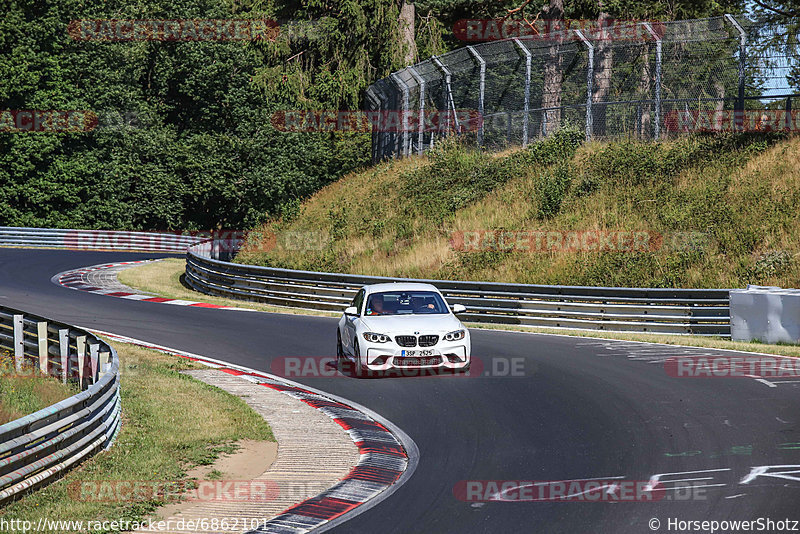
[367, 295, 386, 315]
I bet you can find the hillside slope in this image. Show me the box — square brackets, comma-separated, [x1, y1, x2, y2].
[236, 130, 800, 289]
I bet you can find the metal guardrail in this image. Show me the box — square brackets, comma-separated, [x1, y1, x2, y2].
[186, 243, 731, 336]
[0, 306, 120, 503]
[0, 226, 200, 253]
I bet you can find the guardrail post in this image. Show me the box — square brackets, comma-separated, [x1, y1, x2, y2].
[13, 314, 23, 373]
[99, 350, 111, 377]
[37, 321, 48, 375]
[59, 329, 69, 383]
[724, 14, 746, 130]
[575, 30, 594, 142]
[643, 22, 662, 140]
[514, 38, 532, 147]
[89, 344, 99, 385]
[467, 45, 486, 148]
[77, 335, 86, 386]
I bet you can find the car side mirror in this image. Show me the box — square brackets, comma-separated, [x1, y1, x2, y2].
[344, 306, 359, 316]
[452, 304, 466, 314]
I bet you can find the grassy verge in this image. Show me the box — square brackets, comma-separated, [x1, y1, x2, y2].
[0, 352, 79, 425]
[117, 259, 800, 359]
[117, 258, 339, 317]
[237, 130, 800, 289]
[0, 341, 274, 533]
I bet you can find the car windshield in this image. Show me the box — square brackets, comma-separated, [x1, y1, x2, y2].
[365, 291, 449, 316]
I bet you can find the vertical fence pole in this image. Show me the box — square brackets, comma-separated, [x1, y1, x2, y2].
[391, 72, 411, 158]
[37, 321, 48, 375]
[433, 56, 459, 135]
[407, 66, 426, 155]
[643, 22, 662, 140]
[513, 38, 532, 147]
[575, 30, 594, 142]
[725, 14, 746, 131]
[58, 328, 69, 383]
[467, 45, 485, 148]
[786, 96, 792, 130]
[13, 314, 23, 373]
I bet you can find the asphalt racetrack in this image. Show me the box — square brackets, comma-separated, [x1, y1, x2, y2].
[1, 248, 799, 533]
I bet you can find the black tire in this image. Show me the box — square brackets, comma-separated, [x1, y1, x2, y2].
[353, 340, 370, 378]
[336, 329, 346, 372]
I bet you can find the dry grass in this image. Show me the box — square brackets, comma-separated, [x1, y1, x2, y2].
[236, 132, 800, 289]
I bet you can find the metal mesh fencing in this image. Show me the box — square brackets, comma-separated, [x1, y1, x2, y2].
[366, 15, 800, 161]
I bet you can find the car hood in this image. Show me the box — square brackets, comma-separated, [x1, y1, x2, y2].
[360, 314, 464, 334]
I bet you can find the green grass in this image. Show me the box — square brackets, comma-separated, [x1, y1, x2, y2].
[0, 342, 274, 533]
[236, 129, 800, 289]
[0, 352, 79, 425]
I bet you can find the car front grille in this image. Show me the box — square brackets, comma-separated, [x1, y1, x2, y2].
[395, 335, 417, 347]
[418, 335, 439, 347]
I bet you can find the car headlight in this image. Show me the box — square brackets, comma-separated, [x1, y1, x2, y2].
[363, 332, 391, 343]
[444, 329, 465, 341]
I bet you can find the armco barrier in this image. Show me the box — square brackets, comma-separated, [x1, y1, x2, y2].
[0, 306, 120, 503]
[186, 243, 731, 336]
[0, 226, 200, 254]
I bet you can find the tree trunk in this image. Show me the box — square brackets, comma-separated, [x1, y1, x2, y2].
[592, 8, 613, 137]
[542, 0, 565, 135]
[399, 0, 417, 66]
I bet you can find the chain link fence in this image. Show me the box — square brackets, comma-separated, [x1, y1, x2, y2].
[366, 15, 799, 161]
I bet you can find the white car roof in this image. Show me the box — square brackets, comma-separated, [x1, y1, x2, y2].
[363, 282, 441, 293]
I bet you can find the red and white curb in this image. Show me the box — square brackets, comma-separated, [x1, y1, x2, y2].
[89, 329, 418, 534]
[53, 260, 254, 311]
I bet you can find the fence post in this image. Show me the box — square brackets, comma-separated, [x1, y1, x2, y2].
[365, 86, 382, 162]
[724, 14, 746, 131]
[432, 56, 459, 135]
[575, 30, 594, 142]
[786, 96, 792, 130]
[37, 321, 48, 375]
[58, 328, 69, 383]
[13, 314, 23, 373]
[643, 22, 662, 140]
[513, 38, 532, 147]
[467, 45, 485, 148]
[407, 66, 426, 155]
[391, 72, 411, 157]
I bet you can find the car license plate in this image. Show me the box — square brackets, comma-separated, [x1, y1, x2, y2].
[401, 349, 434, 357]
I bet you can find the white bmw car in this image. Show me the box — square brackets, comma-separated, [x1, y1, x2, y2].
[336, 282, 471, 376]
